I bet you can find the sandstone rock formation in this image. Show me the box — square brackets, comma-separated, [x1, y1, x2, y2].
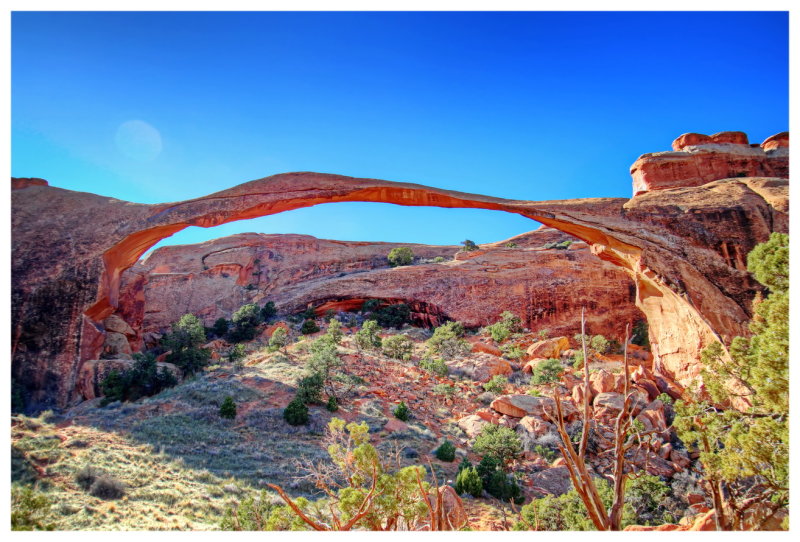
[11, 131, 788, 409]
[118, 228, 641, 349]
[631, 131, 788, 195]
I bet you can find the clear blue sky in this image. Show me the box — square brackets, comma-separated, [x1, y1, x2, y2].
[12, 11, 789, 251]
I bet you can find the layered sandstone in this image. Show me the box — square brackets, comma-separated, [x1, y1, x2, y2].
[118, 228, 642, 350]
[630, 131, 788, 195]
[11, 132, 788, 409]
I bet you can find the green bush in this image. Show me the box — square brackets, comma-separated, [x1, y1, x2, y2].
[370, 303, 411, 329]
[326, 318, 343, 344]
[382, 334, 414, 360]
[632, 319, 649, 348]
[283, 398, 309, 426]
[483, 375, 508, 394]
[530, 358, 564, 385]
[296, 372, 324, 404]
[501, 344, 525, 360]
[326, 396, 339, 412]
[393, 401, 410, 421]
[461, 239, 479, 252]
[454, 466, 483, 498]
[163, 313, 211, 376]
[476, 455, 523, 503]
[301, 319, 320, 335]
[419, 357, 449, 376]
[227, 343, 246, 367]
[355, 319, 382, 351]
[533, 444, 556, 462]
[261, 301, 277, 321]
[473, 424, 522, 468]
[100, 352, 178, 405]
[220, 489, 275, 530]
[432, 383, 456, 397]
[504, 242, 518, 248]
[435, 440, 456, 462]
[388, 246, 414, 267]
[212, 317, 230, 337]
[11, 486, 55, 531]
[427, 321, 469, 359]
[485, 311, 523, 343]
[433, 256, 445, 263]
[229, 303, 262, 342]
[269, 327, 289, 351]
[219, 396, 237, 419]
[572, 351, 585, 370]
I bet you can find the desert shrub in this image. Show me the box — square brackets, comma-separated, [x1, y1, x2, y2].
[543, 240, 572, 250]
[483, 375, 508, 394]
[485, 311, 523, 344]
[533, 444, 556, 462]
[220, 489, 276, 530]
[435, 440, 456, 462]
[163, 313, 211, 376]
[382, 334, 414, 360]
[219, 396, 237, 419]
[526, 388, 542, 397]
[325, 318, 343, 344]
[427, 321, 469, 359]
[212, 317, 230, 337]
[393, 401, 410, 421]
[473, 424, 523, 468]
[326, 396, 339, 412]
[354, 319, 382, 351]
[261, 301, 277, 321]
[370, 303, 411, 329]
[388, 246, 414, 267]
[476, 455, 523, 504]
[530, 358, 564, 385]
[419, 357, 449, 377]
[461, 239, 479, 252]
[75, 465, 100, 490]
[227, 343, 246, 367]
[89, 475, 126, 500]
[296, 372, 324, 405]
[572, 351, 585, 370]
[100, 352, 178, 405]
[229, 303, 262, 342]
[501, 344, 525, 360]
[454, 466, 483, 498]
[269, 327, 289, 351]
[283, 398, 309, 426]
[504, 242, 518, 248]
[301, 319, 320, 335]
[432, 383, 455, 397]
[433, 256, 445, 263]
[11, 485, 54, 531]
[573, 333, 611, 355]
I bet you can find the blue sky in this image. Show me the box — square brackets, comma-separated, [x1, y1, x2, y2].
[12, 11, 789, 251]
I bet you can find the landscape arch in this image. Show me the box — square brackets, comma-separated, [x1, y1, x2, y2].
[12, 172, 785, 407]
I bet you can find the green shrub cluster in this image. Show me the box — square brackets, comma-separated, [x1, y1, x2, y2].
[461, 240, 479, 252]
[427, 321, 469, 359]
[11, 486, 55, 531]
[219, 396, 237, 419]
[454, 460, 483, 498]
[301, 319, 320, 335]
[382, 334, 414, 360]
[542, 240, 572, 250]
[354, 319, 382, 351]
[387, 246, 414, 267]
[473, 424, 523, 468]
[393, 401, 410, 421]
[100, 352, 177, 405]
[368, 303, 411, 329]
[163, 313, 211, 376]
[476, 455, 523, 504]
[419, 357, 449, 376]
[484, 311, 523, 344]
[483, 375, 508, 394]
[435, 440, 456, 462]
[529, 358, 564, 385]
[283, 398, 309, 426]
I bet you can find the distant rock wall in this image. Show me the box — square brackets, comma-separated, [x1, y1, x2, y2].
[118, 228, 643, 347]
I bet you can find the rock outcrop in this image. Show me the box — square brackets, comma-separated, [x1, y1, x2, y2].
[11, 131, 789, 409]
[118, 229, 641, 350]
[630, 131, 788, 195]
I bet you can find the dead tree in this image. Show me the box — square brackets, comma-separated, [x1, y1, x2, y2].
[548, 318, 657, 530]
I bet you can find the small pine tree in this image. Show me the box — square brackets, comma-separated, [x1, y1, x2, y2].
[393, 401, 410, 421]
[283, 398, 309, 426]
[455, 466, 483, 498]
[301, 319, 320, 335]
[326, 396, 339, 412]
[219, 396, 237, 419]
[435, 440, 456, 462]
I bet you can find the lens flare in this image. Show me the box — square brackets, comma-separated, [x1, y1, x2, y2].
[115, 120, 162, 161]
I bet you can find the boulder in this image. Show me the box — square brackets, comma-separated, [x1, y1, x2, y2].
[526, 337, 570, 360]
[593, 392, 624, 415]
[101, 331, 132, 359]
[457, 415, 488, 439]
[635, 400, 668, 434]
[589, 369, 617, 396]
[447, 353, 512, 383]
[516, 415, 556, 450]
[470, 340, 502, 357]
[103, 314, 136, 338]
[491, 394, 578, 421]
[529, 467, 572, 496]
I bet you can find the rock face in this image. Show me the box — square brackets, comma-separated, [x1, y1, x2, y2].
[631, 131, 788, 195]
[11, 131, 789, 409]
[118, 229, 641, 349]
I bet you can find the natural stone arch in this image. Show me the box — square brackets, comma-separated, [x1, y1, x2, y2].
[12, 172, 785, 408]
